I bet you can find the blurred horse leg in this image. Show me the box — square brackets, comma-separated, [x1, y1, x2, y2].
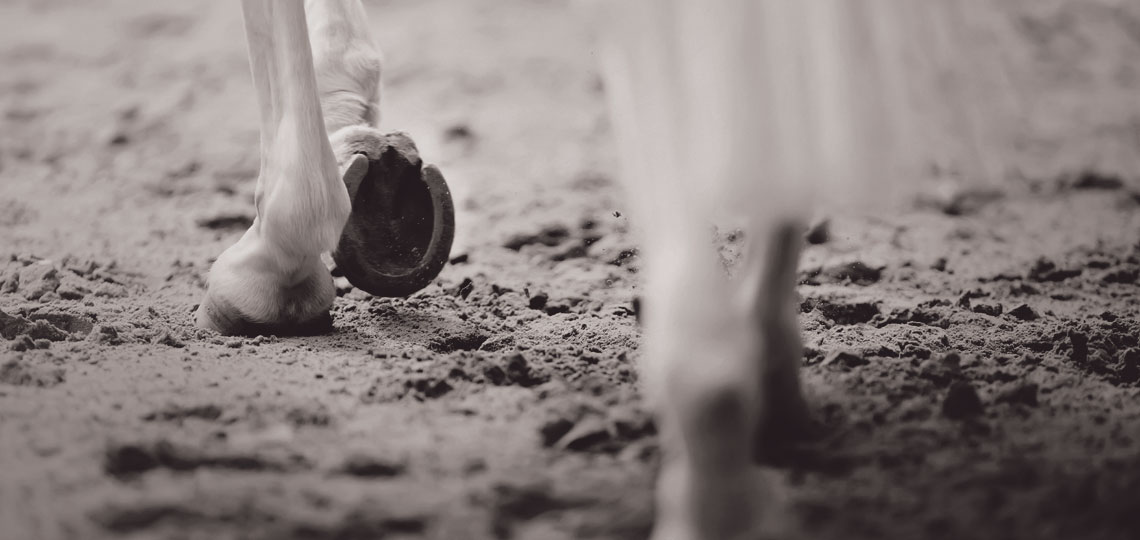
[642, 220, 806, 540]
[590, 1, 1012, 537]
[586, 0, 818, 538]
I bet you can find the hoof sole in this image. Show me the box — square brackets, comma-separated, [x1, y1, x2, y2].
[333, 130, 455, 297]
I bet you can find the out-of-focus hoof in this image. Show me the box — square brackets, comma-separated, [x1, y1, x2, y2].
[195, 293, 333, 337]
[331, 128, 455, 297]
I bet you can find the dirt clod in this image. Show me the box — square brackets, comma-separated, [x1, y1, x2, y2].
[88, 325, 121, 345]
[1072, 171, 1124, 190]
[918, 354, 962, 387]
[151, 331, 185, 348]
[1102, 268, 1138, 284]
[1028, 258, 1082, 282]
[942, 381, 985, 420]
[336, 454, 406, 478]
[26, 320, 69, 341]
[972, 303, 1003, 316]
[811, 261, 884, 286]
[195, 214, 253, 231]
[823, 350, 869, 369]
[528, 292, 549, 311]
[142, 404, 223, 423]
[503, 353, 548, 387]
[18, 264, 59, 300]
[996, 383, 1039, 407]
[1008, 304, 1040, 321]
[0, 309, 32, 339]
[103, 439, 310, 479]
[804, 296, 880, 325]
[503, 225, 571, 251]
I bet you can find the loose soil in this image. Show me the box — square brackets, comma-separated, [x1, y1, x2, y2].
[1, 1, 1139, 539]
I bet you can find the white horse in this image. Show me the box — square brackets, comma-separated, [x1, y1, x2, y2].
[198, 1, 1006, 538]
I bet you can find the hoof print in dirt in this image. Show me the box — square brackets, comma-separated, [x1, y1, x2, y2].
[331, 128, 455, 298]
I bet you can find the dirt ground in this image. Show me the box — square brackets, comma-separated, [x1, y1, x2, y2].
[2, 1, 1140, 539]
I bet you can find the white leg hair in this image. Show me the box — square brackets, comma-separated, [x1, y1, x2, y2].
[196, 0, 373, 334]
[304, 0, 383, 134]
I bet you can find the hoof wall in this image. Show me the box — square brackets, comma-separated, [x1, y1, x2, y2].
[196, 294, 333, 337]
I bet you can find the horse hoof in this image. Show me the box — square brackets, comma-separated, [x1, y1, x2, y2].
[331, 128, 455, 297]
[195, 293, 334, 337]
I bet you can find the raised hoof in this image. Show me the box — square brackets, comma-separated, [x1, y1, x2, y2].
[195, 293, 333, 337]
[331, 129, 455, 297]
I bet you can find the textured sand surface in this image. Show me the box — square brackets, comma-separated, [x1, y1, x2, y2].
[1, 1, 1139, 539]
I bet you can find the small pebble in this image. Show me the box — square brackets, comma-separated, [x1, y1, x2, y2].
[9, 336, 35, 352]
[972, 303, 1003, 317]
